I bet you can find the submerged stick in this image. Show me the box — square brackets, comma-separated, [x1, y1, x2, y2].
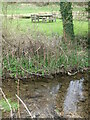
[0, 88, 13, 118]
[67, 71, 78, 76]
[17, 78, 21, 118]
[15, 94, 33, 118]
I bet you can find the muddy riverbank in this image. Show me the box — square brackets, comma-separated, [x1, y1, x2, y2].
[1, 72, 89, 118]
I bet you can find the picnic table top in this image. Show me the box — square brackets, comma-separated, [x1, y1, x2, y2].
[31, 14, 53, 17]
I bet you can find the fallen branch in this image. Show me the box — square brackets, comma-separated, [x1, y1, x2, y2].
[15, 94, 33, 118]
[0, 87, 13, 118]
[20, 65, 50, 78]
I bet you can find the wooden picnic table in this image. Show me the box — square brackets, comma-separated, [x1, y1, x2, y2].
[31, 13, 56, 23]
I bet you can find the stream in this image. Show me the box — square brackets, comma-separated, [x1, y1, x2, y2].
[1, 73, 89, 118]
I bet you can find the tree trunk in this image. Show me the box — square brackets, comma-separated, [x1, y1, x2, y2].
[60, 2, 74, 41]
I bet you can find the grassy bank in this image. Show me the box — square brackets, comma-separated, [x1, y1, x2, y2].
[2, 29, 88, 78]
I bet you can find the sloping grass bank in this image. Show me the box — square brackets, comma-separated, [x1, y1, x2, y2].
[2, 30, 88, 79]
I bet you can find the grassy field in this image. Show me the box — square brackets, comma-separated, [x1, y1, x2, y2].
[2, 3, 86, 15]
[2, 2, 88, 37]
[4, 18, 88, 37]
[3, 3, 60, 15]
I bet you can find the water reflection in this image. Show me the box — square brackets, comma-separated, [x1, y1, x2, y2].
[56, 75, 88, 118]
[63, 78, 84, 117]
[50, 84, 61, 96]
[24, 82, 61, 118]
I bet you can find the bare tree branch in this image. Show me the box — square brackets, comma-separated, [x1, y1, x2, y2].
[15, 94, 33, 118]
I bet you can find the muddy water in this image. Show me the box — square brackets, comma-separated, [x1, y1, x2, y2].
[1, 73, 89, 118]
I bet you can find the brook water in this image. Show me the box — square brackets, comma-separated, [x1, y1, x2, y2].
[1, 73, 89, 118]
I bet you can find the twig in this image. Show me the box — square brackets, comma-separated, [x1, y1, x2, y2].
[35, 47, 41, 52]
[0, 88, 13, 118]
[59, 46, 68, 64]
[2, 34, 16, 48]
[67, 71, 78, 76]
[17, 78, 21, 118]
[15, 94, 33, 118]
[6, 51, 11, 74]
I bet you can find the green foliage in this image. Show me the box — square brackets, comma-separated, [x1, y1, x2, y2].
[0, 99, 18, 112]
[3, 41, 88, 78]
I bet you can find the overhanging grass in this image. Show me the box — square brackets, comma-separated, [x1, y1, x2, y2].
[3, 41, 88, 78]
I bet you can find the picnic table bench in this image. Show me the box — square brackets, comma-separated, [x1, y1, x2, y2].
[31, 13, 56, 23]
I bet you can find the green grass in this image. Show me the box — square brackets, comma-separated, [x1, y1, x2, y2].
[73, 7, 85, 11]
[73, 20, 88, 37]
[2, 3, 86, 15]
[3, 3, 60, 15]
[5, 18, 88, 37]
[0, 99, 18, 112]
